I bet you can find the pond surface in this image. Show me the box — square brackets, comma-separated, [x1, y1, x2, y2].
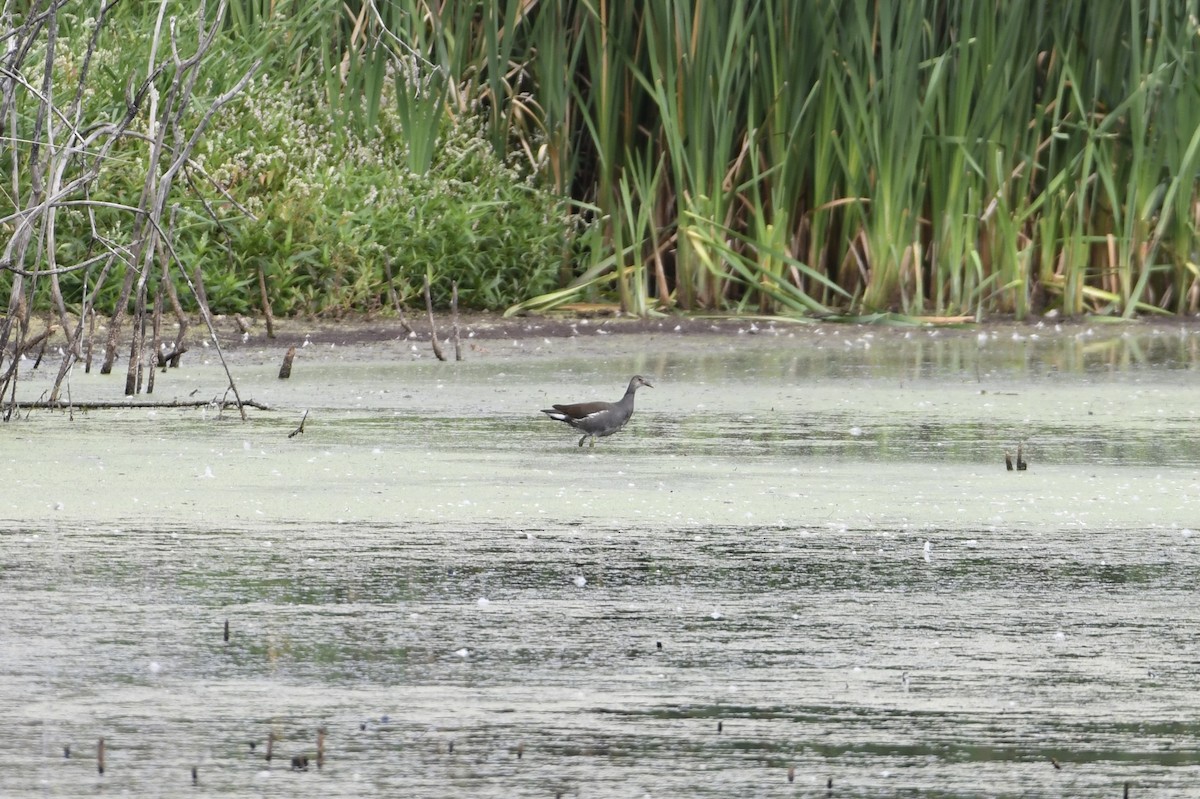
[1, 321, 1199, 797]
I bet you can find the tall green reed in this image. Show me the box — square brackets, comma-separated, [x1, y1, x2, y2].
[15, 1, 1200, 321]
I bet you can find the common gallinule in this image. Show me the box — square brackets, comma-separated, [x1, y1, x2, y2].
[542, 375, 653, 447]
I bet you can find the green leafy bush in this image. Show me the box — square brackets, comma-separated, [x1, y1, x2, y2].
[3, 9, 571, 317]
[207, 80, 568, 314]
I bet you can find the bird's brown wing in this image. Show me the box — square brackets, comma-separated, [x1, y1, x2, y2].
[550, 401, 610, 420]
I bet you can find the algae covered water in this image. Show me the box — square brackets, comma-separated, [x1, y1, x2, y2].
[1, 322, 1198, 797]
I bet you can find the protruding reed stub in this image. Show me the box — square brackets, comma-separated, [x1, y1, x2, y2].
[1124, 780, 1131, 798]
[1050, 756, 1061, 770]
[290, 754, 309, 771]
[787, 765, 795, 783]
[288, 410, 309, 439]
[97, 737, 105, 775]
[278, 346, 296, 379]
[192, 766, 198, 785]
[316, 727, 325, 770]
[266, 731, 275, 763]
[516, 742, 524, 760]
[1005, 444, 1029, 470]
[248, 741, 256, 752]
[63, 745, 70, 758]
[447, 740, 455, 754]
[656, 641, 663, 650]
[716, 721, 723, 734]
[223, 619, 230, 643]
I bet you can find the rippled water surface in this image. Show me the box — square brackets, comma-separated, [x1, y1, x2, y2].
[2, 323, 1199, 797]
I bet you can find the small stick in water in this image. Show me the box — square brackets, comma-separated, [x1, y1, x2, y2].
[383, 258, 415, 335]
[288, 410, 309, 439]
[317, 727, 325, 770]
[516, 742, 524, 760]
[63, 745, 70, 758]
[223, 619, 229, 643]
[192, 766, 198, 785]
[716, 721, 722, 734]
[278, 346, 296, 379]
[447, 740, 454, 754]
[167, 346, 188, 368]
[1016, 443, 1028, 471]
[290, 754, 308, 771]
[97, 737, 105, 775]
[787, 765, 795, 783]
[656, 641, 663, 650]
[266, 731, 274, 762]
[1004, 451, 1013, 471]
[451, 281, 462, 361]
[1049, 756, 1061, 770]
[423, 274, 446, 361]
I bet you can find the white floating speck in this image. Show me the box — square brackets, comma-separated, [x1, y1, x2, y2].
[454, 648, 470, 658]
[477, 597, 490, 607]
[571, 575, 587, 588]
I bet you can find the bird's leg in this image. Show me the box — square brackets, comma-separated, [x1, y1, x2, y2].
[589, 436, 596, 448]
[578, 434, 587, 447]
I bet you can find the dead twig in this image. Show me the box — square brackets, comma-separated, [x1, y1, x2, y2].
[451, 280, 462, 361]
[423, 273, 446, 361]
[383, 259, 416, 335]
[288, 410, 308, 438]
[3, 397, 271, 411]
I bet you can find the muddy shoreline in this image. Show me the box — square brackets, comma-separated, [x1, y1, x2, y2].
[10, 310, 1200, 375]
[212, 311, 1200, 351]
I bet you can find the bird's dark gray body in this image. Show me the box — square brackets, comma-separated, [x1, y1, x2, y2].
[542, 375, 653, 447]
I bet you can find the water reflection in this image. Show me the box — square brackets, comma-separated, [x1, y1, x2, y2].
[608, 323, 1200, 384]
